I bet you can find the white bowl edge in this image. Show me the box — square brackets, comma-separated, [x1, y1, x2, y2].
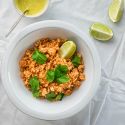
[1, 20, 101, 120]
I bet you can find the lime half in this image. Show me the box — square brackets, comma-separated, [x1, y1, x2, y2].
[90, 23, 113, 41]
[59, 41, 76, 59]
[108, 0, 124, 23]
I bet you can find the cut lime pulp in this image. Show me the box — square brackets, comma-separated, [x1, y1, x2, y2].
[59, 41, 76, 59]
[108, 0, 124, 23]
[90, 23, 113, 41]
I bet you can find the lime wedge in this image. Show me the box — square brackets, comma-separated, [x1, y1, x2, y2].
[59, 41, 76, 59]
[108, 0, 124, 23]
[90, 23, 113, 41]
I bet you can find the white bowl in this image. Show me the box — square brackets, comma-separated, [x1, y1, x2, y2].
[13, 0, 49, 18]
[1, 20, 101, 120]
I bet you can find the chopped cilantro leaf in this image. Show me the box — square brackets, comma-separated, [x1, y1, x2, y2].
[46, 70, 55, 83]
[29, 76, 40, 98]
[72, 55, 81, 67]
[46, 92, 56, 101]
[56, 75, 70, 84]
[56, 93, 64, 101]
[32, 50, 47, 64]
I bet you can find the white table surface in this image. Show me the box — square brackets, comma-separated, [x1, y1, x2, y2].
[0, 0, 125, 125]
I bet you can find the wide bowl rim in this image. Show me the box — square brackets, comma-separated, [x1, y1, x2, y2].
[1, 20, 101, 120]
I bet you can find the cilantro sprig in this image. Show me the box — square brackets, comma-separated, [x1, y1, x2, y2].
[72, 55, 81, 67]
[56, 75, 70, 84]
[46, 70, 55, 83]
[46, 92, 64, 101]
[32, 50, 47, 64]
[46, 65, 70, 84]
[55, 65, 68, 78]
[55, 93, 64, 101]
[29, 76, 40, 98]
[46, 92, 56, 101]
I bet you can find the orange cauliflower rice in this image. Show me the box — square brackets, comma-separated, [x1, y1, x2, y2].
[19, 38, 85, 101]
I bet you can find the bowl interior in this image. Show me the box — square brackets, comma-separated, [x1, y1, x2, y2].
[6, 26, 96, 119]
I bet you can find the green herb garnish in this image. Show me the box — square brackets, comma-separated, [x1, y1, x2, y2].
[46, 65, 70, 84]
[46, 92, 56, 101]
[56, 75, 70, 84]
[32, 50, 47, 64]
[55, 65, 69, 84]
[46, 70, 55, 83]
[46, 92, 64, 101]
[56, 93, 64, 101]
[55, 64, 68, 78]
[29, 76, 40, 92]
[29, 76, 40, 98]
[72, 55, 81, 67]
[33, 91, 40, 98]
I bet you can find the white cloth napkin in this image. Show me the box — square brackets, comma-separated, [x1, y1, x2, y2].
[0, 0, 125, 125]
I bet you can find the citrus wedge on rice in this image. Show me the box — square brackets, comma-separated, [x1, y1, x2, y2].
[59, 41, 76, 59]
